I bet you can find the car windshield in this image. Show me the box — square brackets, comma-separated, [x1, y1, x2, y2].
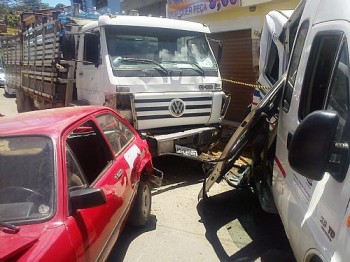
[0, 136, 55, 223]
[105, 25, 218, 76]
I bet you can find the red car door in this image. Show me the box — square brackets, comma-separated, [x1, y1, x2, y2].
[95, 112, 142, 197]
[64, 114, 137, 261]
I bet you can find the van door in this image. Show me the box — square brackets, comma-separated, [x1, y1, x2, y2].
[273, 21, 350, 261]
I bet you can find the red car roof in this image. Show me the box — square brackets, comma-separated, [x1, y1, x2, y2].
[0, 106, 111, 137]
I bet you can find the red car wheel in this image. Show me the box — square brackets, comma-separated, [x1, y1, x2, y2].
[129, 181, 151, 226]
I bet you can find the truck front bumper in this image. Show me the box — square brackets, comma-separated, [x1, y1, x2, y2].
[144, 126, 222, 157]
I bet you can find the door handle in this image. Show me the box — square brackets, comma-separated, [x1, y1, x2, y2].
[287, 131, 294, 150]
[79, 71, 83, 76]
[115, 169, 124, 179]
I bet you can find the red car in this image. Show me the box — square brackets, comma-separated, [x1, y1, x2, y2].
[0, 106, 162, 261]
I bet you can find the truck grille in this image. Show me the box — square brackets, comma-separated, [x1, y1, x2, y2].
[134, 93, 213, 130]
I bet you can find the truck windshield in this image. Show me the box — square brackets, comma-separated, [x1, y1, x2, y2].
[105, 25, 218, 76]
[0, 136, 55, 223]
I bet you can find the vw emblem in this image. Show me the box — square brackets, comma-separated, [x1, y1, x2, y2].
[169, 98, 185, 117]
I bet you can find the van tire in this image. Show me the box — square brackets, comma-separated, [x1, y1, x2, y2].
[128, 181, 151, 226]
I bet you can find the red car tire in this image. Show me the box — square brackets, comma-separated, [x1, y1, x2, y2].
[128, 181, 151, 226]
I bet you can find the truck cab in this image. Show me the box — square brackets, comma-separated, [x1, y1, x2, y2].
[75, 15, 229, 156]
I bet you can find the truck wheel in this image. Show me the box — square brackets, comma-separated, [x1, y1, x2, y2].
[23, 96, 34, 112]
[128, 181, 151, 226]
[16, 89, 26, 113]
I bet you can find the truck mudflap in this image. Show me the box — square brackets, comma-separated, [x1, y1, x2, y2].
[198, 73, 286, 200]
[148, 167, 164, 187]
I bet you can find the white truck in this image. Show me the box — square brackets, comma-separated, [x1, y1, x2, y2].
[1, 12, 229, 157]
[200, 0, 350, 261]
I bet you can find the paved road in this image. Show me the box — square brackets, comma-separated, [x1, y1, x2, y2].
[0, 88, 295, 261]
[0, 88, 17, 117]
[109, 156, 295, 262]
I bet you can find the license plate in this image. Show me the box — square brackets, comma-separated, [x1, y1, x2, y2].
[175, 145, 198, 157]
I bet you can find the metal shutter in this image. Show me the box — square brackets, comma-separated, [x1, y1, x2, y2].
[211, 29, 256, 122]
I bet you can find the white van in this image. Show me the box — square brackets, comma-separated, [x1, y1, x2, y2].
[252, 1, 305, 110]
[201, 0, 350, 261]
[273, 0, 350, 260]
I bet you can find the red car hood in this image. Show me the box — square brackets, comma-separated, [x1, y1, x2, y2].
[0, 223, 51, 260]
[0, 235, 38, 260]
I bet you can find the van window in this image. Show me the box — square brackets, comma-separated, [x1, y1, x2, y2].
[326, 41, 350, 141]
[265, 40, 279, 84]
[326, 40, 350, 181]
[299, 32, 343, 119]
[282, 20, 309, 112]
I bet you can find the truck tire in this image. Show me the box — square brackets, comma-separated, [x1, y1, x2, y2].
[16, 89, 26, 113]
[128, 181, 151, 226]
[23, 96, 34, 112]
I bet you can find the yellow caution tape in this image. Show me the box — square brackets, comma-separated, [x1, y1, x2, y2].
[222, 78, 270, 92]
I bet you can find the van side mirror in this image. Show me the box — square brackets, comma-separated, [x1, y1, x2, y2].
[288, 110, 339, 181]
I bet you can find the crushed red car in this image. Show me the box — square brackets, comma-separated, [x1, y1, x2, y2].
[0, 106, 162, 261]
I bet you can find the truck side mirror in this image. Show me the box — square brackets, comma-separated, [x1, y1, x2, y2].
[84, 32, 100, 67]
[288, 110, 339, 181]
[217, 42, 223, 65]
[61, 34, 76, 60]
[208, 38, 223, 65]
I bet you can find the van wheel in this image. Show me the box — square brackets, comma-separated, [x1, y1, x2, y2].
[128, 181, 151, 226]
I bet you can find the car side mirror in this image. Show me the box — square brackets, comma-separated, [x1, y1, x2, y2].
[288, 110, 339, 181]
[70, 188, 106, 211]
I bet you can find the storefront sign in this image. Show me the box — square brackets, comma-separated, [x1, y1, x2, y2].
[167, 0, 241, 19]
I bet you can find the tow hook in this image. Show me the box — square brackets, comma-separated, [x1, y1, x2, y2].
[149, 167, 163, 187]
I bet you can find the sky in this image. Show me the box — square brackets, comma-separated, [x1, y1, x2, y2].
[42, 0, 71, 8]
